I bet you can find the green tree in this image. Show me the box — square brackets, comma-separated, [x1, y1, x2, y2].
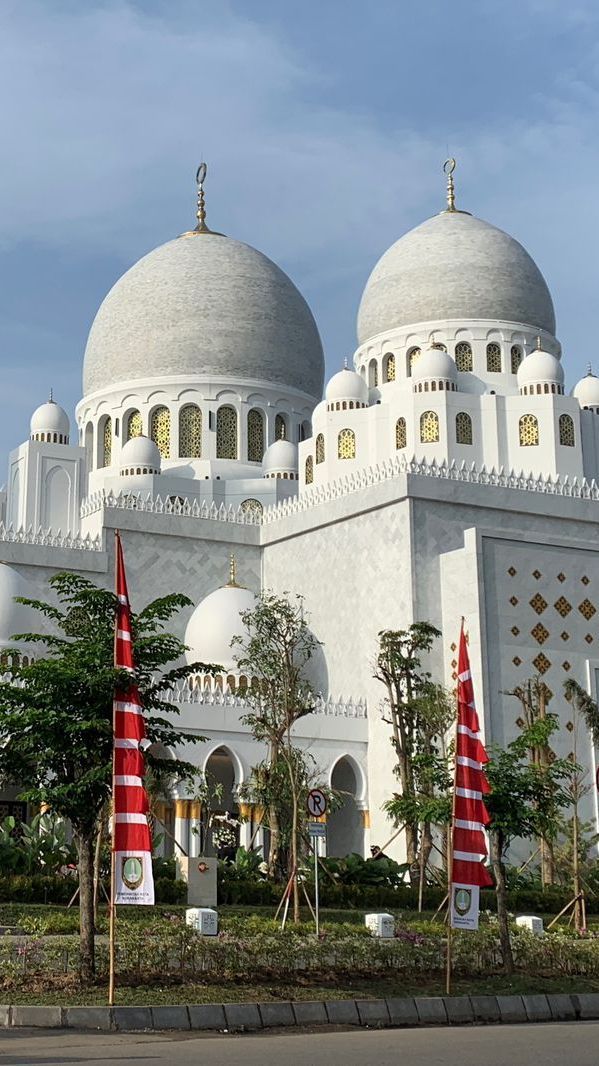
[0, 572, 212, 981]
[508, 677, 557, 886]
[562, 679, 599, 929]
[233, 591, 319, 921]
[375, 624, 453, 879]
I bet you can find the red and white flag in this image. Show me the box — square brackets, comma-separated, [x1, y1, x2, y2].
[450, 624, 493, 930]
[112, 533, 154, 905]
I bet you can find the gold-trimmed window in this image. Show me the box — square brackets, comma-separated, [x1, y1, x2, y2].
[383, 353, 396, 382]
[179, 404, 202, 458]
[420, 410, 439, 443]
[456, 411, 473, 444]
[486, 342, 502, 372]
[408, 347, 421, 375]
[368, 359, 378, 388]
[150, 406, 171, 459]
[519, 413, 539, 446]
[338, 428, 356, 459]
[217, 405, 238, 459]
[102, 417, 112, 468]
[559, 413, 575, 447]
[315, 432, 325, 464]
[305, 455, 313, 484]
[247, 408, 265, 462]
[126, 410, 143, 441]
[455, 342, 473, 372]
[275, 414, 287, 441]
[396, 417, 407, 450]
[511, 344, 523, 374]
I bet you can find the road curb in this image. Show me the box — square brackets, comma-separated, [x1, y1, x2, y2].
[1, 992, 596, 1032]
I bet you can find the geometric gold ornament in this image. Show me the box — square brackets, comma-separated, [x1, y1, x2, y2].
[531, 623, 550, 645]
[554, 596, 572, 617]
[530, 593, 548, 614]
[579, 599, 596, 620]
[532, 652, 551, 674]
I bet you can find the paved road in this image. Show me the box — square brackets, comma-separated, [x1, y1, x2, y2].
[0, 1023, 597, 1066]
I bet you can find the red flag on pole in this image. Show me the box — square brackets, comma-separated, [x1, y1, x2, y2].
[450, 624, 493, 930]
[112, 532, 154, 905]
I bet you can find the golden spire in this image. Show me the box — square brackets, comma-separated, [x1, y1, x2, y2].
[536, 335, 542, 351]
[228, 553, 239, 587]
[444, 158, 457, 212]
[180, 162, 224, 238]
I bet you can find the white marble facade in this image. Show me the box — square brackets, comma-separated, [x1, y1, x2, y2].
[2, 166, 599, 860]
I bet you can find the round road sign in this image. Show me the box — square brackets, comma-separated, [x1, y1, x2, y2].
[307, 788, 327, 818]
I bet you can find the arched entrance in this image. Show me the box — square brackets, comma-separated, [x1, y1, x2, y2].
[203, 746, 240, 859]
[327, 757, 364, 857]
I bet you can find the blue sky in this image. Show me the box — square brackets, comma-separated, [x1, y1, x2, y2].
[1, 0, 599, 467]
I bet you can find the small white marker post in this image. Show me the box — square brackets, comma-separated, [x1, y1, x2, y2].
[307, 789, 328, 937]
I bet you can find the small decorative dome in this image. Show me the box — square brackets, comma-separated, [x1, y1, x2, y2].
[412, 346, 458, 391]
[184, 568, 256, 672]
[573, 368, 599, 410]
[325, 366, 368, 406]
[262, 439, 298, 479]
[0, 564, 34, 651]
[517, 343, 564, 394]
[30, 397, 70, 444]
[120, 435, 161, 475]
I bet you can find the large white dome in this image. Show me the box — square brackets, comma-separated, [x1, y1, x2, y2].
[184, 583, 256, 672]
[83, 232, 325, 400]
[357, 211, 556, 344]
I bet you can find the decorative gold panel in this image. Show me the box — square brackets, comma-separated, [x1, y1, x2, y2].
[561, 631, 569, 641]
[508, 567, 517, 576]
[554, 596, 571, 617]
[275, 414, 287, 441]
[420, 410, 439, 443]
[511, 625, 520, 636]
[384, 353, 396, 382]
[126, 410, 142, 440]
[456, 411, 472, 445]
[216, 405, 238, 459]
[533, 569, 542, 579]
[559, 413, 575, 447]
[531, 623, 549, 644]
[369, 360, 379, 387]
[579, 598, 596, 620]
[510, 596, 518, 606]
[316, 433, 325, 464]
[305, 455, 313, 484]
[530, 593, 547, 614]
[533, 652, 551, 674]
[240, 498, 263, 517]
[150, 406, 170, 459]
[562, 660, 571, 672]
[582, 575, 590, 585]
[102, 418, 112, 468]
[455, 342, 472, 372]
[395, 417, 407, 450]
[557, 572, 566, 583]
[486, 342, 502, 372]
[179, 404, 202, 458]
[585, 633, 594, 644]
[513, 656, 522, 666]
[519, 413, 539, 446]
[338, 428, 356, 460]
[247, 409, 265, 462]
[409, 347, 421, 372]
[511, 344, 523, 373]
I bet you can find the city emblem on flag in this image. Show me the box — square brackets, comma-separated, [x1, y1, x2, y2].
[121, 856, 144, 891]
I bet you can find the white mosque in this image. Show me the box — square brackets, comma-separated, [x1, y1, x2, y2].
[1, 159, 599, 861]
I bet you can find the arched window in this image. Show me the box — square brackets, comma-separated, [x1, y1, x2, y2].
[407, 347, 421, 377]
[486, 342, 502, 372]
[456, 411, 473, 445]
[179, 404, 202, 458]
[150, 406, 171, 459]
[396, 417, 407, 450]
[240, 498, 263, 517]
[247, 408, 265, 462]
[275, 414, 287, 441]
[368, 359, 378, 388]
[102, 417, 112, 468]
[338, 428, 356, 459]
[216, 405, 238, 459]
[559, 413, 575, 447]
[305, 455, 313, 484]
[420, 410, 439, 443]
[511, 344, 523, 374]
[519, 413, 539, 446]
[455, 342, 473, 372]
[126, 410, 143, 441]
[383, 353, 396, 382]
[315, 433, 325, 464]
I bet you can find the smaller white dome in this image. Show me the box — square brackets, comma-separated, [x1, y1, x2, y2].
[262, 439, 298, 477]
[412, 346, 458, 384]
[517, 347, 564, 390]
[120, 435, 161, 474]
[311, 400, 327, 426]
[185, 582, 256, 672]
[573, 370, 599, 409]
[325, 367, 368, 405]
[30, 399, 70, 442]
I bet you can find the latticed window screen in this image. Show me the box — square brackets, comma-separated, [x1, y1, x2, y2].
[420, 410, 439, 443]
[126, 410, 143, 441]
[305, 455, 313, 484]
[396, 417, 407, 450]
[369, 361, 378, 387]
[455, 342, 473, 372]
[240, 498, 263, 517]
[102, 417, 112, 468]
[247, 408, 265, 461]
[179, 405, 202, 458]
[315, 433, 325, 464]
[384, 353, 396, 382]
[511, 345, 523, 374]
[559, 413, 575, 447]
[519, 413, 539, 446]
[338, 428, 356, 459]
[217, 405, 238, 459]
[486, 342, 502, 372]
[275, 414, 287, 441]
[408, 347, 421, 373]
[456, 411, 473, 445]
[150, 406, 171, 459]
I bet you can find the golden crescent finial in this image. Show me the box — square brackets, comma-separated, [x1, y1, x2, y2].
[443, 158, 457, 212]
[229, 553, 238, 587]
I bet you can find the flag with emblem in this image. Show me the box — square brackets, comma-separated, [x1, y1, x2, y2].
[112, 532, 154, 905]
[450, 624, 493, 930]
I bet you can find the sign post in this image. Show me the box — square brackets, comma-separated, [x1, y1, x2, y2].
[307, 789, 327, 936]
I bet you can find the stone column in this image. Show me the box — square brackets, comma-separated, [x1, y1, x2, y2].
[360, 808, 371, 858]
[174, 799, 191, 857]
[189, 801, 202, 857]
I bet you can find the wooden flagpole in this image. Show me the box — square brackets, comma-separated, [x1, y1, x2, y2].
[108, 530, 119, 1007]
[446, 620, 463, 996]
